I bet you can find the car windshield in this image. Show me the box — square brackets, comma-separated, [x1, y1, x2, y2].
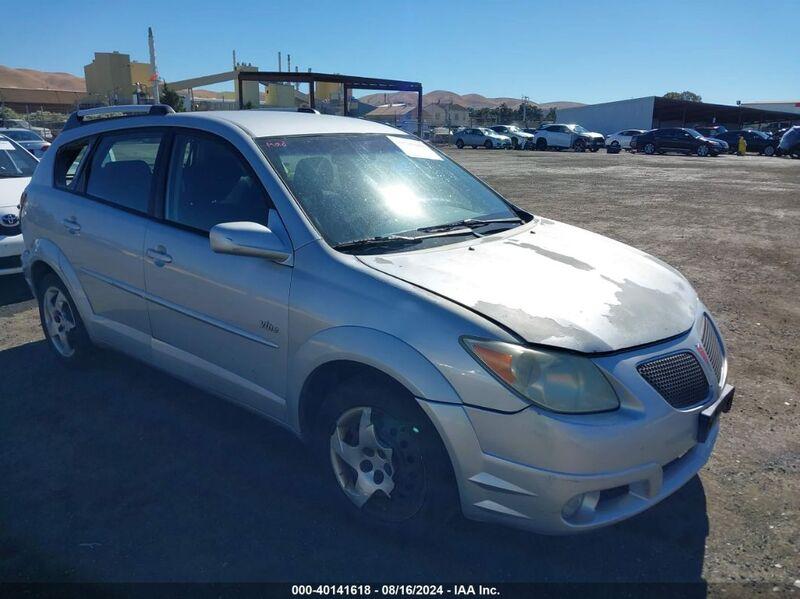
[572, 125, 587, 133]
[2, 129, 42, 142]
[259, 134, 521, 249]
[0, 136, 38, 177]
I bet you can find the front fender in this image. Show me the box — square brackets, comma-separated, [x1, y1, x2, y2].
[287, 326, 463, 431]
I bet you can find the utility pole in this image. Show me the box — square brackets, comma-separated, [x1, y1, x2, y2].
[522, 95, 529, 126]
[278, 51, 282, 72]
[148, 27, 160, 103]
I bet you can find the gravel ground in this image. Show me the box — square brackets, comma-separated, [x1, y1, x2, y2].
[0, 148, 797, 589]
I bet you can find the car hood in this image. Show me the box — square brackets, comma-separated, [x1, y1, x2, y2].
[582, 132, 604, 139]
[0, 177, 30, 208]
[358, 218, 698, 353]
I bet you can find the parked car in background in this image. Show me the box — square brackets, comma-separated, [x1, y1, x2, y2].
[0, 128, 52, 158]
[605, 129, 647, 153]
[20, 105, 734, 535]
[454, 127, 511, 149]
[533, 124, 605, 152]
[489, 125, 535, 149]
[631, 128, 726, 157]
[716, 130, 777, 156]
[0, 135, 38, 275]
[694, 125, 728, 139]
[0, 117, 53, 141]
[778, 126, 800, 158]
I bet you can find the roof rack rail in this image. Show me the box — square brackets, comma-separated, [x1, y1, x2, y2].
[297, 107, 321, 114]
[63, 104, 175, 131]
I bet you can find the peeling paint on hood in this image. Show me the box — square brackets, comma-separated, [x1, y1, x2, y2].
[359, 218, 698, 353]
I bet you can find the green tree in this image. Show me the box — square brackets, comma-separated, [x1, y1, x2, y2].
[544, 107, 557, 122]
[663, 91, 702, 102]
[159, 84, 185, 112]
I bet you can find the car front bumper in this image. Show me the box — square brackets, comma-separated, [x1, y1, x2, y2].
[0, 233, 24, 275]
[419, 312, 730, 534]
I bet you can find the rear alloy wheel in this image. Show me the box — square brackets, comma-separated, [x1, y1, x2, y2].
[573, 138, 587, 152]
[317, 377, 456, 533]
[644, 142, 656, 155]
[697, 144, 709, 157]
[455, 139, 464, 149]
[763, 145, 775, 157]
[37, 273, 94, 366]
[484, 140, 493, 149]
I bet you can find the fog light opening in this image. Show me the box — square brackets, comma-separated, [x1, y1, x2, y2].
[561, 491, 601, 521]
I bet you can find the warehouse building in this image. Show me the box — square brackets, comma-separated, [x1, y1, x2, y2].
[556, 96, 799, 135]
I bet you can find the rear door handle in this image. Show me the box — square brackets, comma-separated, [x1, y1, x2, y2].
[146, 246, 173, 266]
[62, 217, 81, 234]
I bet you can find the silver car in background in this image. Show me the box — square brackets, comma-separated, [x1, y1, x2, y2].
[21, 106, 733, 535]
[454, 127, 512, 149]
[0, 128, 52, 158]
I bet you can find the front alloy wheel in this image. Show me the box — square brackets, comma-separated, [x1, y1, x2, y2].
[644, 142, 656, 155]
[697, 144, 709, 157]
[329, 406, 425, 522]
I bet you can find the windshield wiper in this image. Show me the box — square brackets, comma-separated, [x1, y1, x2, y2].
[333, 227, 478, 252]
[416, 216, 524, 233]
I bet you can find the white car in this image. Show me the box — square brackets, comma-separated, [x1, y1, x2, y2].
[605, 129, 648, 153]
[533, 123, 605, 152]
[0, 135, 37, 275]
[489, 125, 535, 150]
[454, 127, 512, 149]
[0, 128, 52, 158]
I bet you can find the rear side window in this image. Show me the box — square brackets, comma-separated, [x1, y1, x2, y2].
[54, 139, 91, 190]
[164, 133, 269, 232]
[86, 131, 163, 213]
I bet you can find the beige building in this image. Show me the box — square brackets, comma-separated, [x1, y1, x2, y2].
[424, 102, 470, 127]
[84, 51, 154, 105]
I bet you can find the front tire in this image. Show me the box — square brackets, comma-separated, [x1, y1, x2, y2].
[697, 144, 709, 157]
[763, 145, 775, 156]
[573, 138, 587, 152]
[36, 273, 94, 366]
[536, 138, 547, 151]
[455, 139, 464, 149]
[484, 140, 493, 149]
[315, 376, 457, 534]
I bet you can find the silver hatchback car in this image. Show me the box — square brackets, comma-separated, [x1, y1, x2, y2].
[21, 105, 733, 535]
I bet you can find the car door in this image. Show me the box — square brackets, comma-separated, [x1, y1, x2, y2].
[52, 130, 165, 359]
[554, 125, 572, 148]
[143, 129, 291, 420]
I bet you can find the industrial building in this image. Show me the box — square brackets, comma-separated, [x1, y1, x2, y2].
[556, 96, 800, 135]
[83, 51, 154, 105]
[742, 100, 800, 115]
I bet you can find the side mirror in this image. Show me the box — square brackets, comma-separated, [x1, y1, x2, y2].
[210, 221, 291, 262]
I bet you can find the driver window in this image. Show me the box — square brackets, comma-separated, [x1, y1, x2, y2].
[165, 133, 270, 232]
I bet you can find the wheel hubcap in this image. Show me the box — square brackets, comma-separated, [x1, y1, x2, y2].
[43, 287, 76, 357]
[329, 406, 425, 520]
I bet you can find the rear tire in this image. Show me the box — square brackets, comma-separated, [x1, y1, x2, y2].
[314, 375, 457, 535]
[644, 142, 656, 155]
[36, 273, 94, 367]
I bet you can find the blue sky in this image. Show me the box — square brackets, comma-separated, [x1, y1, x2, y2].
[6, 0, 799, 105]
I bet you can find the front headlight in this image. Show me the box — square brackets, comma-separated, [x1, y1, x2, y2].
[461, 338, 620, 413]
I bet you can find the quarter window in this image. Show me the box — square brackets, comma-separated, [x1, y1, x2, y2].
[86, 131, 163, 213]
[54, 139, 91, 190]
[165, 133, 269, 232]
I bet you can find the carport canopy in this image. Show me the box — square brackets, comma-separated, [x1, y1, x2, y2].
[652, 97, 799, 128]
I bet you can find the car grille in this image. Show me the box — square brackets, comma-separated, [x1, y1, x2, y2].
[0, 255, 22, 270]
[700, 315, 724, 383]
[637, 352, 710, 409]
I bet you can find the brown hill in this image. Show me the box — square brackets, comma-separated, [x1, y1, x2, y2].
[0, 65, 85, 91]
[358, 89, 584, 111]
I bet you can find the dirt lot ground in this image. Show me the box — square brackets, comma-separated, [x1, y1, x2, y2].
[1, 148, 798, 589]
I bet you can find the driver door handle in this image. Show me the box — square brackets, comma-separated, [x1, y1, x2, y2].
[146, 246, 173, 266]
[62, 217, 81, 234]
